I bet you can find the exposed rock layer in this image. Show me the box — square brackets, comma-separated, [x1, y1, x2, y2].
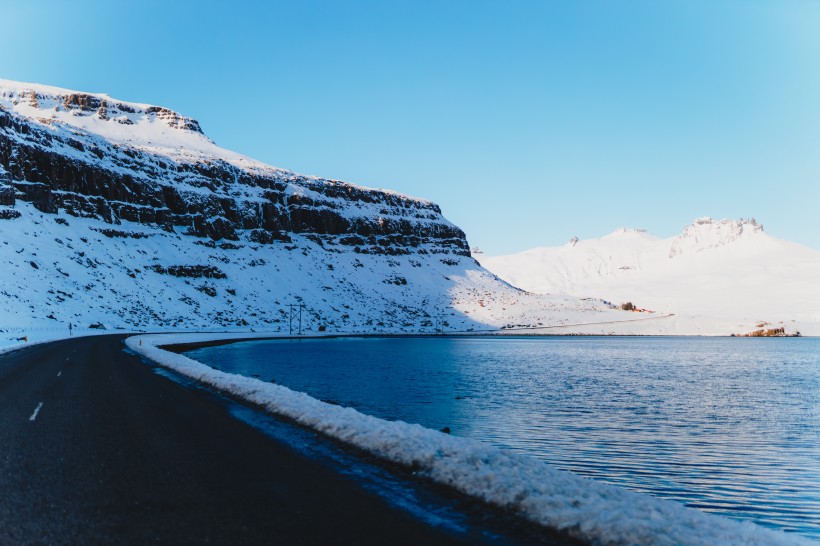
[0, 96, 468, 256]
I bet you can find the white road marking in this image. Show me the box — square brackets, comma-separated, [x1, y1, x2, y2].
[57, 370, 62, 377]
[29, 402, 44, 422]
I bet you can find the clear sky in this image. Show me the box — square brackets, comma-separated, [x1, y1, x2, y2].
[3, 0, 819, 254]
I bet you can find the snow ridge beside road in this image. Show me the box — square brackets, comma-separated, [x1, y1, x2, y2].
[126, 333, 808, 546]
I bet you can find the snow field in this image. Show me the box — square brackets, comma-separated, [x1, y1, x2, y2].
[0, 199, 647, 336]
[125, 333, 809, 546]
[480, 219, 820, 336]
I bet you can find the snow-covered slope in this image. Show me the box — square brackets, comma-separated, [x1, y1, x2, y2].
[479, 218, 820, 336]
[0, 79, 650, 339]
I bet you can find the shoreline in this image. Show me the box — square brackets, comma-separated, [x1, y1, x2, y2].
[158, 329, 811, 355]
[126, 332, 807, 546]
[147, 341, 576, 546]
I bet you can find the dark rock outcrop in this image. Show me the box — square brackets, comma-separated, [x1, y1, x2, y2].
[0, 100, 469, 255]
[0, 164, 13, 207]
[149, 265, 227, 279]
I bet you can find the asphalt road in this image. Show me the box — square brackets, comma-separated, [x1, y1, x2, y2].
[0, 335, 490, 545]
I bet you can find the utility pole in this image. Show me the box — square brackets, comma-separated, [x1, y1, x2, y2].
[434, 316, 444, 335]
[289, 303, 306, 336]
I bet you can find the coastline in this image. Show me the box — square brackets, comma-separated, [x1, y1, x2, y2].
[156, 327, 814, 355]
[125, 332, 809, 546]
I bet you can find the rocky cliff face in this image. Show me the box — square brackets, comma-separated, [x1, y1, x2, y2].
[668, 217, 763, 258]
[0, 83, 468, 256]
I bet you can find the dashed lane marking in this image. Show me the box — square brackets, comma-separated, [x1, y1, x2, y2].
[29, 402, 44, 422]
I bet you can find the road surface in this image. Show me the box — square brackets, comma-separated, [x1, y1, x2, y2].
[0, 335, 543, 545]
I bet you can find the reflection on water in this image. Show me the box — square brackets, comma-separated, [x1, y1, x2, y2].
[187, 336, 820, 540]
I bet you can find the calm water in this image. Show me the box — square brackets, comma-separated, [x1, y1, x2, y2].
[187, 336, 820, 540]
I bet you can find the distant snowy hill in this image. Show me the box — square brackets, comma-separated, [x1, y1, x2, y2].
[0, 79, 650, 338]
[479, 218, 820, 336]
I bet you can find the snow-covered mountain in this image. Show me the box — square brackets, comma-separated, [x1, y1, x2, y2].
[0, 79, 648, 337]
[479, 218, 820, 336]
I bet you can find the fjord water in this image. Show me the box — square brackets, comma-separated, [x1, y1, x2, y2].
[186, 336, 819, 539]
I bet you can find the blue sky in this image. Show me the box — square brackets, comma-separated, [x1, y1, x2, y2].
[3, 1, 819, 254]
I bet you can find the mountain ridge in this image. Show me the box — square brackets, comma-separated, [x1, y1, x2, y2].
[0, 79, 642, 337]
[479, 218, 820, 336]
[0, 79, 467, 249]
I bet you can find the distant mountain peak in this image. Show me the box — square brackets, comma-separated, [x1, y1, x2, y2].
[669, 217, 764, 257]
[602, 227, 652, 240]
[478, 216, 819, 335]
[690, 216, 762, 230]
[613, 227, 648, 234]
